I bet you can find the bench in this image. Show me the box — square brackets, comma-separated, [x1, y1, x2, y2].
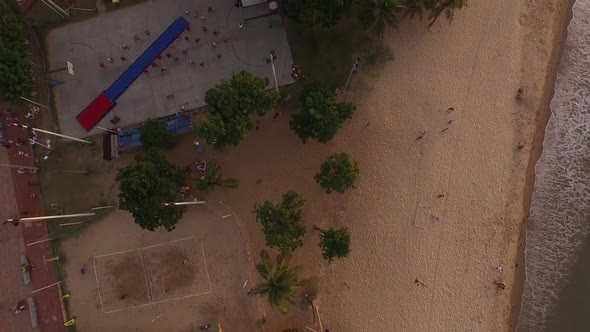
[27, 297, 38, 328]
[20, 256, 30, 285]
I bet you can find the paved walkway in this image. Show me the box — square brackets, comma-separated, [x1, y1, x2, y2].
[0, 131, 33, 332]
[1, 107, 64, 332]
[1, 3, 64, 329]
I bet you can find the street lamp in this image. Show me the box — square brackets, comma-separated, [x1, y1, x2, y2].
[269, 49, 279, 93]
[345, 57, 361, 90]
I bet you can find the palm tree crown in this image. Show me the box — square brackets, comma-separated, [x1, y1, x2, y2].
[359, 0, 404, 38]
[248, 250, 306, 314]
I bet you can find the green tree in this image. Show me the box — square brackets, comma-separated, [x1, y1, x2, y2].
[254, 191, 306, 255]
[248, 250, 306, 314]
[195, 161, 239, 192]
[0, 8, 32, 104]
[116, 150, 186, 231]
[195, 71, 280, 147]
[282, 0, 352, 27]
[358, 0, 404, 38]
[314, 153, 360, 193]
[139, 119, 174, 150]
[318, 227, 351, 263]
[290, 81, 355, 143]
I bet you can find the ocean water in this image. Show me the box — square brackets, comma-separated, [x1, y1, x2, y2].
[517, 1, 590, 331]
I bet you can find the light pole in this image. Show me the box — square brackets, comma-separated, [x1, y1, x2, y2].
[0, 163, 38, 170]
[269, 50, 279, 93]
[17, 123, 92, 145]
[19, 213, 96, 222]
[344, 57, 361, 91]
[20, 96, 48, 109]
[162, 201, 206, 207]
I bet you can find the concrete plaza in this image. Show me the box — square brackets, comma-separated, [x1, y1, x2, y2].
[45, 0, 294, 138]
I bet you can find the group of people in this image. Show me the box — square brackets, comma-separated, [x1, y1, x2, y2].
[9, 301, 26, 314]
[1, 109, 51, 161]
[291, 64, 303, 80]
[101, 7, 227, 75]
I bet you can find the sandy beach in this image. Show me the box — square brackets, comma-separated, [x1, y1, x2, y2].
[7, 0, 571, 330]
[203, 0, 573, 330]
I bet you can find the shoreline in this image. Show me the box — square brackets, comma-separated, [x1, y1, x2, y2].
[508, 0, 575, 330]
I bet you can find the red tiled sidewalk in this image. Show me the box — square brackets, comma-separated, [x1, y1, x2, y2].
[1, 107, 64, 331]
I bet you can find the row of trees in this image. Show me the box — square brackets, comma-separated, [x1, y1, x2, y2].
[282, 0, 466, 37]
[116, 72, 362, 315]
[115, 153, 360, 314]
[196, 71, 281, 146]
[0, 2, 33, 104]
[195, 72, 355, 147]
[191, 73, 362, 315]
[248, 154, 359, 313]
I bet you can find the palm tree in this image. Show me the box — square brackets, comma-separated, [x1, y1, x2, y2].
[248, 250, 306, 314]
[195, 161, 239, 192]
[402, 0, 428, 19]
[358, 0, 404, 38]
[428, 0, 466, 27]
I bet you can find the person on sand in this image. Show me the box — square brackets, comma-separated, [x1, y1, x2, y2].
[11, 302, 26, 314]
[494, 281, 505, 290]
[80, 265, 86, 275]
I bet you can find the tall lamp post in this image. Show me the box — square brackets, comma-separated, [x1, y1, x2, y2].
[269, 49, 279, 93]
[344, 57, 361, 91]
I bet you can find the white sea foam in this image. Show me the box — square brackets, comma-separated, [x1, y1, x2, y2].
[518, 1, 590, 330]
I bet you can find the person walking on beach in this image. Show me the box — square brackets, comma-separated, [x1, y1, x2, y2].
[121, 42, 128, 50]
